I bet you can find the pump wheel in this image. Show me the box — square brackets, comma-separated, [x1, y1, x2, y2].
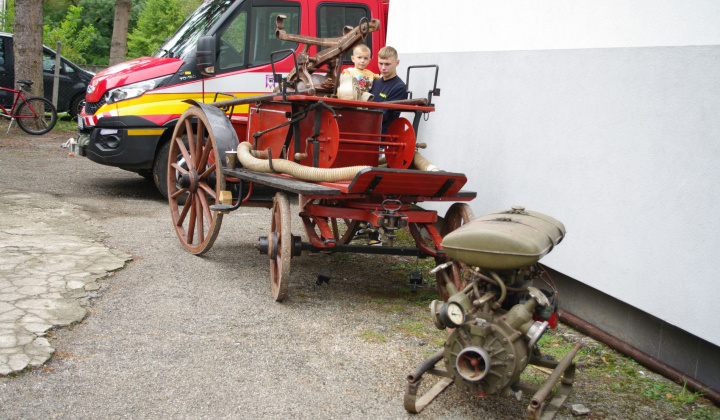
[269, 192, 291, 301]
[436, 203, 475, 301]
[167, 107, 225, 255]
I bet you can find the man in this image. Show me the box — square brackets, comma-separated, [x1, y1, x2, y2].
[370, 46, 407, 134]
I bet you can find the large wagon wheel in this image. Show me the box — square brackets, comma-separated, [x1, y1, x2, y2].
[168, 107, 225, 255]
[436, 203, 475, 301]
[269, 192, 292, 301]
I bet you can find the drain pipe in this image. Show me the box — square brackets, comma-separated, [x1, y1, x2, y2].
[559, 309, 720, 405]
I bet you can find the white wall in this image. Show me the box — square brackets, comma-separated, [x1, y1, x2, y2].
[388, 0, 720, 346]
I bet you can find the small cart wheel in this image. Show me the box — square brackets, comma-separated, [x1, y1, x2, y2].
[270, 192, 292, 301]
[331, 218, 360, 244]
[168, 107, 225, 255]
[436, 203, 475, 301]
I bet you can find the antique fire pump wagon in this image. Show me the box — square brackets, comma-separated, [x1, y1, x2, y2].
[166, 17, 580, 420]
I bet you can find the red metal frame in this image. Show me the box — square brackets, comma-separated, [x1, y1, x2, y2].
[232, 94, 475, 259]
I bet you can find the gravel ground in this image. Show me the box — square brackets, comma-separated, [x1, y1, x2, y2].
[0, 126, 717, 419]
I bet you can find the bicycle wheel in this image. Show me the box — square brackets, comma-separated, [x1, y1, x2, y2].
[16, 97, 58, 135]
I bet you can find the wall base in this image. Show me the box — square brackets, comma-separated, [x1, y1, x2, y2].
[541, 266, 720, 399]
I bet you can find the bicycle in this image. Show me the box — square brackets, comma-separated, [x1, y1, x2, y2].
[0, 80, 58, 135]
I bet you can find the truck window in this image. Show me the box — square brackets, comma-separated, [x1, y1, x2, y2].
[218, 10, 248, 71]
[248, 5, 300, 67]
[157, 0, 235, 59]
[317, 3, 372, 62]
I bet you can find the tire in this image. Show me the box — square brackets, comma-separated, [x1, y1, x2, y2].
[153, 137, 190, 203]
[16, 97, 58, 135]
[153, 141, 173, 199]
[68, 94, 85, 118]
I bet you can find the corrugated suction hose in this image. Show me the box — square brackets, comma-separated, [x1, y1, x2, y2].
[237, 142, 443, 182]
[237, 142, 369, 182]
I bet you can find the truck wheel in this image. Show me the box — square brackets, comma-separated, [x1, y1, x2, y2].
[154, 138, 190, 202]
[68, 94, 85, 118]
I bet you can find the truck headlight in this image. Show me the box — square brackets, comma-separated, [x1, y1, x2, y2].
[106, 75, 171, 104]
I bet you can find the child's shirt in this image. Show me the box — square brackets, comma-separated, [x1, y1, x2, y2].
[341, 67, 380, 92]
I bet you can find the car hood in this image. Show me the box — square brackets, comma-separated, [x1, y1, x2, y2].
[86, 57, 184, 103]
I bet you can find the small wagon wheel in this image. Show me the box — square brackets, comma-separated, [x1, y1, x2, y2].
[302, 198, 359, 245]
[167, 107, 226, 255]
[330, 218, 360, 244]
[436, 203, 475, 301]
[269, 192, 292, 301]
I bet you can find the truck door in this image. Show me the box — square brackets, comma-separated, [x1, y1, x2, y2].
[204, 0, 301, 103]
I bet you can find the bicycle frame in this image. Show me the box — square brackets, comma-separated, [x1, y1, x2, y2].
[0, 85, 41, 134]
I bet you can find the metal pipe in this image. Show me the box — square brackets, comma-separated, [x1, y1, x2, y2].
[529, 342, 583, 410]
[559, 309, 720, 405]
[197, 88, 316, 109]
[489, 271, 507, 304]
[407, 349, 444, 382]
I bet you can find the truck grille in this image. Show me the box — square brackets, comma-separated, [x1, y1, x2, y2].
[84, 98, 106, 114]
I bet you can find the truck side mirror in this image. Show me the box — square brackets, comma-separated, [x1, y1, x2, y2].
[196, 35, 217, 76]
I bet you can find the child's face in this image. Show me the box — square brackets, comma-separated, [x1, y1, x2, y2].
[351, 50, 370, 70]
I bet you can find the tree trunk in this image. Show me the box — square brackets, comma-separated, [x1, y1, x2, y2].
[109, 0, 133, 66]
[13, 0, 44, 97]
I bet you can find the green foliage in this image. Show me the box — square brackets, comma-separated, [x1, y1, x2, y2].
[0, 0, 14, 32]
[43, 6, 98, 65]
[127, 0, 187, 59]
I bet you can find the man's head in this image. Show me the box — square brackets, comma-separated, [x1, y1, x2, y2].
[350, 44, 371, 70]
[377, 46, 399, 80]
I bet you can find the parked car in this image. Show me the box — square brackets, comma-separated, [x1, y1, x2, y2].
[0, 32, 94, 117]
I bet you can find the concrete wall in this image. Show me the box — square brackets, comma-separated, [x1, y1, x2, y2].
[387, 0, 720, 349]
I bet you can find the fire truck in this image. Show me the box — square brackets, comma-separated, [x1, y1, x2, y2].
[77, 0, 388, 197]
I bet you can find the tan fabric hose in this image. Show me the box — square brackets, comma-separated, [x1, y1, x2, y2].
[237, 142, 442, 182]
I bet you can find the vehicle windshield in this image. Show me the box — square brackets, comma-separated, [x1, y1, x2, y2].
[155, 0, 236, 59]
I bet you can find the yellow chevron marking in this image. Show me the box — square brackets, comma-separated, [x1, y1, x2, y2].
[127, 129, 165, 136]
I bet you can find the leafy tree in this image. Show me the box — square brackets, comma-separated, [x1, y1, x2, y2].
[127, 0, 200, 59]
[1, 0, 15, 33]
[43, 6, 98, 65]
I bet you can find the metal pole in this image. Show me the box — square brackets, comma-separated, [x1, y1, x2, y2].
[559, 309, 720, 405]
[52, 41, 61, 108]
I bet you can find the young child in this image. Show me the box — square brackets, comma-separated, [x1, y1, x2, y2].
[341, 44, 380, 92]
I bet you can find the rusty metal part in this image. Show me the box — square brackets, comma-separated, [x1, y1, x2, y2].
[560, 309, 720, 405]
[188, 87, 316, 111]
[526, 342, 582, 420]
[404, 349, 453, 413]
[276, 15, 379, 94]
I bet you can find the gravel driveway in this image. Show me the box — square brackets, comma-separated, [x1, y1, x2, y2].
[0, 130, 541, 419]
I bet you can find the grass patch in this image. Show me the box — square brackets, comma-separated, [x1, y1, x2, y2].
[358, 329, 386, 343]
[55, 114, 78, 132]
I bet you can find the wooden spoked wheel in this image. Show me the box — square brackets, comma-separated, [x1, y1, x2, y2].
[329, 218, 360, 244]
[167, 107, 225, 255]
[269, 192, 291, 301]
[436, 203, 475, 301]
[302, 198, 359, 245]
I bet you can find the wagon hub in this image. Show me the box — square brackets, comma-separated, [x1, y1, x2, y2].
[179, 170, 200, 192]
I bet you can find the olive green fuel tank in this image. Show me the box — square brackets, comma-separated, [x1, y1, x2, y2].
[441, 206, 566, 270]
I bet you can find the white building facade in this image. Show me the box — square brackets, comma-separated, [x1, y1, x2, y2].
[388, 0, 720, 392]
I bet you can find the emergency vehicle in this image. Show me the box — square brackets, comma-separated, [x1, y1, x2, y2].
[77, 0, 389, 196]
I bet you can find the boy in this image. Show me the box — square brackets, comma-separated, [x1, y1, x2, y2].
[341, 44, 380, 92]
[370, 46, 407, 134]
